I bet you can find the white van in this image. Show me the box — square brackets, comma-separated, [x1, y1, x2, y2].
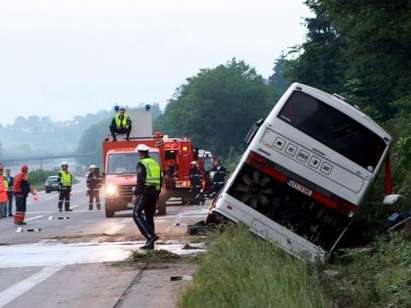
[209, 83, 392, 262]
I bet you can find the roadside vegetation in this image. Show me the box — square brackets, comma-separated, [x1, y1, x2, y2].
[179, 226, 411, 308]
[324, 232, 411, 308]
[179, 225, 332, 308]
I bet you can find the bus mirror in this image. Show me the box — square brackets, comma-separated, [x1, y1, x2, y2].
[383, 194, 403, 206]
[244, 119, 263, 146]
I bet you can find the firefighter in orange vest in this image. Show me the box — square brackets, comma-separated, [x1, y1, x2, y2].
[0, 165, 9, 218]
[13, 165, 37, 225]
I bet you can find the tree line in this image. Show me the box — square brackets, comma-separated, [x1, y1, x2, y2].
[77, 1, 411, 214]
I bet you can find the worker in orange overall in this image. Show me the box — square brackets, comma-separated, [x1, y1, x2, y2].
[13, 165, 37, 225]
[0, 164, 9, 218]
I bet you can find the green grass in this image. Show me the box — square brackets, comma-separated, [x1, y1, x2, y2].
[178, 225, 411, 308]
[178, 225, 332, 308]
[324, 232, 411, 308]
[128, 249, 181, 263]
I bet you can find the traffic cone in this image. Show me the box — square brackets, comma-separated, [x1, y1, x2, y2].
[14, 211, 25, 224]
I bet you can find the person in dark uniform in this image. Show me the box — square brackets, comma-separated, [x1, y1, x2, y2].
[58, 162, 73, 212]
[133, 144, 161, 249]
[210, 158, 228, 196]
[87, 164, 101, 210]
[109, 107, 132, 141]
[189, 161, 205, 205]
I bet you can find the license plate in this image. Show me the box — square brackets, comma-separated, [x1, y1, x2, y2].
[287, 180, 312, 196]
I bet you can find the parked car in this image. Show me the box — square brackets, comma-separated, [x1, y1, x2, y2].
[45, 176, 60, 193]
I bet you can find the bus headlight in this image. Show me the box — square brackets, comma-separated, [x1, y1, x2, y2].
[105, 184, 119, 197]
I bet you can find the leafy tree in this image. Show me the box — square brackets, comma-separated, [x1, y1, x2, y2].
[158, 59, 277, 157]
[282, 0, 348, 94]
[268, 55, 291, 96]
[280, 0, 411, 120]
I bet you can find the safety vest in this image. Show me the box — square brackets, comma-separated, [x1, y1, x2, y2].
[0, 176, 8, 203]
[115, 113, 129, 129]
[59, 170, 72, 187]
[140, 157, 161, 191]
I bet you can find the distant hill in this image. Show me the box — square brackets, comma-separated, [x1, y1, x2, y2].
[0, 106, 159, 157]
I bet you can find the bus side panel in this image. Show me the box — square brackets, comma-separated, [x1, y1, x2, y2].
[213, 193, 326, 262]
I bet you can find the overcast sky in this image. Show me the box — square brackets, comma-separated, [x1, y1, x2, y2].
[0, 0, 310, 125]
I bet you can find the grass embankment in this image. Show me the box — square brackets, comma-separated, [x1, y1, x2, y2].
[179, 226, 411, 308]
[178, 225, 332, 308]
[324, 232, 411, 308]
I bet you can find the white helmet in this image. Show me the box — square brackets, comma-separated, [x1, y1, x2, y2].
[89, 164, 96, 169]
[191, 161, 197, 165]
[61, 161, 69, 167]
[136, 144, 150, 152]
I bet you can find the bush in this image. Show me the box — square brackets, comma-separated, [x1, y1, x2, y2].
[324, 232, 411, 308]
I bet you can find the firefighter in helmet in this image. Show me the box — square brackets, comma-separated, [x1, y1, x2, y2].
[210, 158, 227, 197]
[87, 164, 101, 210]
[189, 161, 205, 205]
[58, 162, 73, 212]
[110, 107, 132, 141]
[133, 144, 161, 249]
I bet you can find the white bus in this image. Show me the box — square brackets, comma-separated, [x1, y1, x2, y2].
[209, 83, 392, 262]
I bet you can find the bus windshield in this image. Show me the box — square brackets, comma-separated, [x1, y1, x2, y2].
[278, 91, 386, 170]
[107, 152, 160, 175]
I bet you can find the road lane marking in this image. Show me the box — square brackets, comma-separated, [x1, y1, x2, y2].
[0, 265, 65, 308]
[25, 215, 44, 222]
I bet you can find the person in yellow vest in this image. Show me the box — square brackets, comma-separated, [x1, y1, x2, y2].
[109, 107, 132, 141]
[58, 162, 73, 212]
[0, 165, 9, 218]
[133, 144, 161, 249]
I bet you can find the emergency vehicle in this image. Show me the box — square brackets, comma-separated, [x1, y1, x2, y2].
[208, 83, 398, 262]
[102, 130, 207, 217]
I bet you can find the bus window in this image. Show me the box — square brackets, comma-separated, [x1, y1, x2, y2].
[278, 91, 386, 170]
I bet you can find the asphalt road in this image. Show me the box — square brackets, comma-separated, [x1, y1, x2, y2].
[0, 178, 209, 308]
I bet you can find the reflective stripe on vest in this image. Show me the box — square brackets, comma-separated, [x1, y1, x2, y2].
[140, 157, 161, 191]
[60, 171, 72, 187]
[115, 113, 129, 129]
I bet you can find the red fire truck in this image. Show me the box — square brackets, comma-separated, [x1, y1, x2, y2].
[102, 133, 206, 217]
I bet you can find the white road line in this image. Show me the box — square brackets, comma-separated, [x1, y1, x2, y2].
[0, 265, 64, 308]
[25, 215, 44, 222]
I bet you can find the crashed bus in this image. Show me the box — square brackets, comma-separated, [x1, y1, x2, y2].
[208, 83, 393, 262]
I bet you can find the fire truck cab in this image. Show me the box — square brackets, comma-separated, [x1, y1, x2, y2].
[102, 134, 207, 217]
